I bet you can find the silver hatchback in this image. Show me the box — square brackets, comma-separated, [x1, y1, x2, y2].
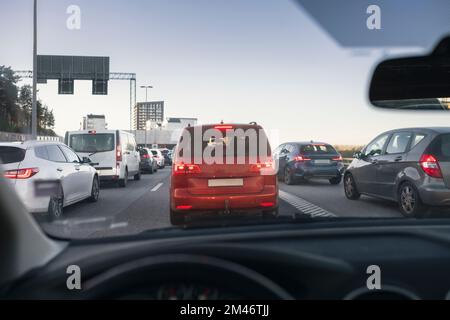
[344, 128, 450, 217]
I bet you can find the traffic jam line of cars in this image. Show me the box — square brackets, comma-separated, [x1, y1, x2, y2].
[0, 129, 170, 219]
[168, 123, 450, 224]
[1, 124, 450, 225]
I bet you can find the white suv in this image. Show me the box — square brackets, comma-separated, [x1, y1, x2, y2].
[65, 130, 141, 187]
[150, 149, 165, 169]
[0, 141, 99, 218]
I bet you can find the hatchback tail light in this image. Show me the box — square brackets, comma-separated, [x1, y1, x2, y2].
[332, 155, 343, 161]
[142, 154, 150, 159]
[420, 154, 443, 178]
[4, 168, 39, 179]
[294, 155, 311, 162]
[173, 163, 201, 175]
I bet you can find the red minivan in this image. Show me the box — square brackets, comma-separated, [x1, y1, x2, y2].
[170, 123, 278, 225]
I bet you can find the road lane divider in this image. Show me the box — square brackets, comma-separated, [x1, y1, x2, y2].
[279, 190, 336, 218]
[151, 182, 164, 192]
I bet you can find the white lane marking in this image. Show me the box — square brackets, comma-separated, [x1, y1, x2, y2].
[151, 182, 164, 192]
[53, 217, 107, 225]
[110, 222, 128, 229]
[279, 190, 337, 218]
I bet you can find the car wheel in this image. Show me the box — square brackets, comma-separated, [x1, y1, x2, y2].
[134, 170, 141, 181]
[344, 173, 360, 200]
[170, 210, 185, 226]
[48, 185, 64, 220]
[89, 176, 100, 202]
[118, 169, 128, 188]
[284, 167, 295, 185]
[329, 175, 342, 185]
[398, 182, 426, 218]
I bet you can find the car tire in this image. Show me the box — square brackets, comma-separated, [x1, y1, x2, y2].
[88, 176, 100, 202]
[134, 171, 141, 181]
[48, 185, 64, 220]
[398, 182, 426, 218]
[284, 167, 296, 185]
[329, 175, 342, 185]
[344, 173, 360, 200]
[118, 169, 128, 188]
[170, 210, 185, 226]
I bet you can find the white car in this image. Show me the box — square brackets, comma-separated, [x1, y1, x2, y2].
[65, 130, 141, 187]
[150, 149, 165, 168]
[0, 141, 99, 218]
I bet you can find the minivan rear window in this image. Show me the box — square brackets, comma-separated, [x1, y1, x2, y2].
[301, 144, 337, 155]
[0, 146, 26, 164]
[177, 126, 271, 163]
[69, 134, 115, 153]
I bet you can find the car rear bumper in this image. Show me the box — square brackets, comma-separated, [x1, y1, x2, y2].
[12, 180, 50, 213]
[171, 186, 278, 212]
[293, 163, 344, 179]
[418, 183, 450, 206]
[140, 161, 153, 171]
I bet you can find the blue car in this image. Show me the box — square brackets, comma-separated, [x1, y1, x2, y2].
[273, 142, 344, 185]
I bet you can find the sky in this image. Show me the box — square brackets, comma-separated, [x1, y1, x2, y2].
[1, 0, 450, 146]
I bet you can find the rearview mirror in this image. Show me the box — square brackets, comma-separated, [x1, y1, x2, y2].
[369, 36, 450, 110]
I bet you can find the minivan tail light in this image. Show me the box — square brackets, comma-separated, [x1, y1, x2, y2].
[294, 155, 311, 162]
[249, 161, 273, 173]
[4, 168, 39, 179]
[116, 144, 122, 162]
[420, 154, 443, 178]
[173, 163, 201, 175]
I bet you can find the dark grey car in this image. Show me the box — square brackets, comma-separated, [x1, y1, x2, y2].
[344, 128, 450, 217]
[274, 142, 345, 185]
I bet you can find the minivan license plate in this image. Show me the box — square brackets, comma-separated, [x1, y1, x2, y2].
[208, 179, 244, 187]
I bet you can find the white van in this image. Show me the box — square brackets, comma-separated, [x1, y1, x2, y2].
[65, 130, 140, 187]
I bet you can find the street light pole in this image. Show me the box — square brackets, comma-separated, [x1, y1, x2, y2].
[31, 0, 38, 139]
[140, 85, 153, 147]
[140, 85, 153, 102]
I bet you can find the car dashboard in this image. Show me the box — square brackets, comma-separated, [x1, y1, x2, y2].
[4, 219, 450, 300]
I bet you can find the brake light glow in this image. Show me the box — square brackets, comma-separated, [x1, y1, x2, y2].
[4, 168, 39, 179]
[214, 125, 233, 130]
[142, 154, 150, 159]
[260, 202, 275, 208]
[332, 155, 343, 161]
[420, 154, 443, 178]
[173, 163, 201, 175]
[176, 205, 193, 210]
[249, 161, 273, 172]
[116, 144, 122, 162]
[294, 155, 311, 162]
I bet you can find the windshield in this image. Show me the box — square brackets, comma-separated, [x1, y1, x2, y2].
[69, 134, 115, 153]
[1, 0, 450, 239]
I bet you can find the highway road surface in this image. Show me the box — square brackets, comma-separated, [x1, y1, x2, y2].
[35, 168, 414, 238]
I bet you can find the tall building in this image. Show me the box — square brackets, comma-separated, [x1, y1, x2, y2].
[132, 101, 164, 130]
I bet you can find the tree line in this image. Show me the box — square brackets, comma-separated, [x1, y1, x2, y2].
[0, 65, 56, 136]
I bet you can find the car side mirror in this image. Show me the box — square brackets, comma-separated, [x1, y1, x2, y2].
[82, 156, 92, 164]
[353, 151, 362, 159]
